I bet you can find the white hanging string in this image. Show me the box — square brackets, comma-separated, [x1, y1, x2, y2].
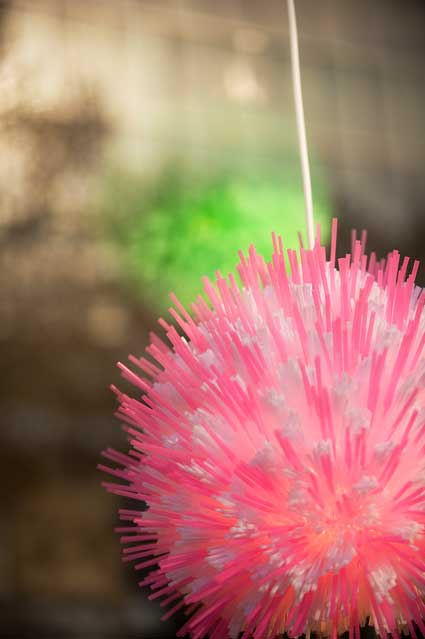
[286, 0, 315, 249]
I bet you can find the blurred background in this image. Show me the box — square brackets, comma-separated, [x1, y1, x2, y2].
[0, 0, 425, 637]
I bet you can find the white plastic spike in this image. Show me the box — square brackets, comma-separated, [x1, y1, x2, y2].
[287, 0, 315, 249]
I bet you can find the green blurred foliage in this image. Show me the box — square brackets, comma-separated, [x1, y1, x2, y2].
[98, 164, 332, 312]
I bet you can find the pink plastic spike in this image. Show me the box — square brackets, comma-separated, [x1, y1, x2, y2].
[101, 219, 425, 638]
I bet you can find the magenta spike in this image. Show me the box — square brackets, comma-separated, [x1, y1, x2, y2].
[101, 224, 425, 638]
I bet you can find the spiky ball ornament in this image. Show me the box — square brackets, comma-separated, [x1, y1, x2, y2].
[101, 219, 425, 639]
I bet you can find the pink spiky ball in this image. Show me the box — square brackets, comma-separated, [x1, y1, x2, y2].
[101, 219, 425, 639]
